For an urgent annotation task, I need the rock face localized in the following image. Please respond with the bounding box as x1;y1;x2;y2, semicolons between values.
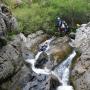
0;36;23;82
0;4;18;48
0;4;18;36
71;22;90;90
73;22;90;53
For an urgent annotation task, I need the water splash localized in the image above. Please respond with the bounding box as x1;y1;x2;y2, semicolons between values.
54;50;76;90
53;50;76;85
25;37;54;75
26;51;42;66
57;86;74;90
25;51;50;75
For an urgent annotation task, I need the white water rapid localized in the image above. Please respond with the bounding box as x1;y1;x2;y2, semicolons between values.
25;37;76;90
54;50;76;90
25;37;54;75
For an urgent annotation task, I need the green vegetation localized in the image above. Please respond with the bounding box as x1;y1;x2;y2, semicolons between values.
2;0;90;35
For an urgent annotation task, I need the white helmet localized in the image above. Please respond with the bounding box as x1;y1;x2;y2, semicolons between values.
57;17;60;20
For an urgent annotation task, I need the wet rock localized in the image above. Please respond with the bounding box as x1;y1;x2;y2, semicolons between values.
35;52;48;68
26;73;50;90
22;71;60;90
69;32;76;39
47;36;72;64
0;65;59;90
71;22;90;90
50;77;60;90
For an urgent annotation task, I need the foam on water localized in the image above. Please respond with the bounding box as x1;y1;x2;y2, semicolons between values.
57;86;74;90
26;51;51;75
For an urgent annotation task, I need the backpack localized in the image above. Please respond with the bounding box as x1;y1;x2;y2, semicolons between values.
56;19;62;27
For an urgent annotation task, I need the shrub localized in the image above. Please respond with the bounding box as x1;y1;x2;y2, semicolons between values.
2;0;90;35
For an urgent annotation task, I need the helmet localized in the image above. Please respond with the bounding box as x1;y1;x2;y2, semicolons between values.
57;17;60;20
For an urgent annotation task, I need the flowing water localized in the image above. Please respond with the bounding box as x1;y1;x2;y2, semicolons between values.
53;50;76;90
25;37;54;75
25;37;76;90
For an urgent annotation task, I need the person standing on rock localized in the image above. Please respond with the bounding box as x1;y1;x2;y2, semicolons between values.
56;17;68;35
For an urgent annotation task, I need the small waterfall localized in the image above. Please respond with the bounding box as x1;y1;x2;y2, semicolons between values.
26;51;43;66
25;37;54;75
54;50;76;90
25;37;76;90
26;51;51;75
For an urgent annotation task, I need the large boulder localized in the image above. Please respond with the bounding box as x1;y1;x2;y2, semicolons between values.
71;22;90;90
73;22;90;53
0;43;23;82
47;36;72;65
35;52;48;68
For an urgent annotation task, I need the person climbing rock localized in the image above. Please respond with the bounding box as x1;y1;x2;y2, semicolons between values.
56;17;68;35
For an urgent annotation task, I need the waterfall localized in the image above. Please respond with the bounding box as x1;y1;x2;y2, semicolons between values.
25;37;76;90
25;37;54;75
26;51;51;75
54;50;76;90
52;50;76;84
26;51;43;66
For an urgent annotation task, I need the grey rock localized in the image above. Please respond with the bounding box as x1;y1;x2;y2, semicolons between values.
71;22;90;90
35;52;48;69
0;4;18;49
0;43;23;82
9;16;18;31
0;15;6;37
0;4;18;35
69;32;76;39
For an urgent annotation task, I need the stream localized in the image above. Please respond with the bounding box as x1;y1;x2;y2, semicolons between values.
25;37;76;90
